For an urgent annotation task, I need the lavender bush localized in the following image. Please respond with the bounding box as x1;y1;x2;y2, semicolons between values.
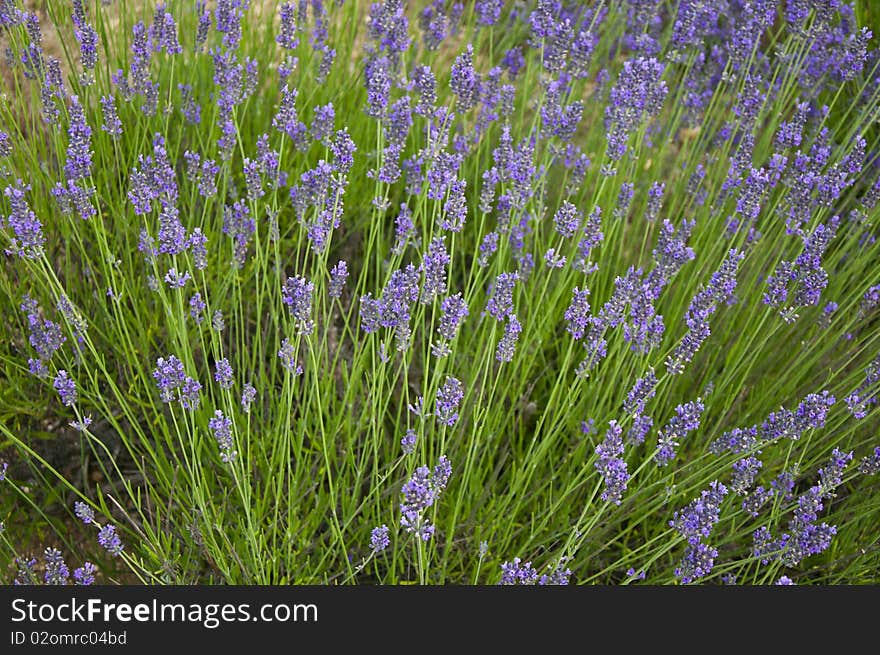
1;0;879;585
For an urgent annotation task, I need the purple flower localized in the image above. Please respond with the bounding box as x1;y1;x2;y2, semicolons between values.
241;383;257;413
189;293;206;324
3;182;45;259
553;201;581;238
451;45;480;111
644;219;695;297
475;0;502;26
368;0;410;66
595;421;629;505
64;95;92;182
670;480;728;545
209;410;236;463
100;96;122;137
370;525;390;553
845;352;879;419
278;338;302;375
43;548;69;585
764;219;838;318
73;562;97;585
72;2;98;77
365;55;391;117
14;557;38;585
0;132;11;158
477;231;499;267
164;268;191;288
222;201;255;268
329;261;348;299
731;456;763;496
282;276;315;334
151;6;182;55
859;447;880;475
499;558;538;585
277;2;299;50
74;501;95;525
674;542;718;584
573;207;603;274
655;399;704;466
53;370;77;407
399;455;452;541
243;158;263;200
605;57;667;161
20;12;44;81
311;103;335;143
667;249;743;374
21;296;65;370
401;429;417;455
420;237;450;303
330;129;356;174
437;293;468;341
413;65;436;116
273;85;307;146
627;414;653;446
564;287;592;340
441;179;468;232
742;486;772;518
499;558;572;585
97;525;124;556
180;377;202;411
486;272;518;320
152;355;186;402
362;264;420;350
214;358;234;390
436;376;464;426
817;448;853;498
496;314;522;363
624;370;657;416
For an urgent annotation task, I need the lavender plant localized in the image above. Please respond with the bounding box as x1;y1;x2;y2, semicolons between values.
1;0;879;586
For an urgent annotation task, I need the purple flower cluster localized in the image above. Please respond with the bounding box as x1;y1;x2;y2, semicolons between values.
20;295;65;377
214;358;234;390
433;293;469;357
671;481;728;545
278;338;302;375
671;481;728;583
53;370;77;407
282;276;315;334
667;249;743;375
752;446;853;568
209;410;236;463
486;272;518;320
499;557;572;585
420;237;450;303
400;429;417;455
329;261;348;299
222;201;256;268
845;352;879;419
435;376;464;427
711;390;835;456
152;355;201;410
370;524;390;553
360;264;420;350
3;182;45;259
97;525;124;557
764;219;838;320
654;399;704;466
595;421;628;505
399;455;452;541
605;57;667;161
859;447;880;475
